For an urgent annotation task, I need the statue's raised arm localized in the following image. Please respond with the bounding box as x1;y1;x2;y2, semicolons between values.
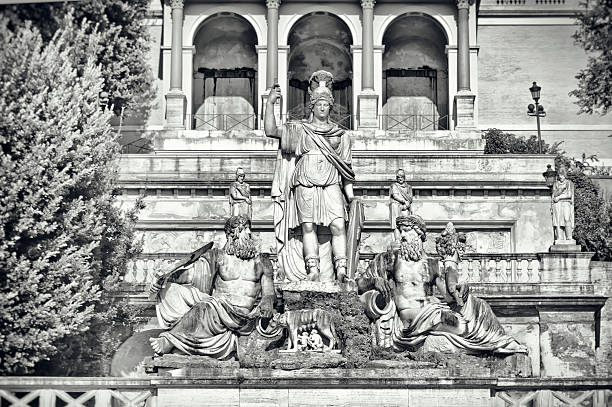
264;85;282;139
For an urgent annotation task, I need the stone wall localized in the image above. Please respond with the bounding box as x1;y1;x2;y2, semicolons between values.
477;23;612;160
592;261;612;376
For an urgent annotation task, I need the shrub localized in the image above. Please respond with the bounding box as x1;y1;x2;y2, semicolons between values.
482;128;562;154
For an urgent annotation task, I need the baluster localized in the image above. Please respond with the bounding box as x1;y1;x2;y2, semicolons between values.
140;259;149;284
480;258;487;282
467;259;474;282
129;260;138;283
473;258;481;282
271;257;279;280
495;258;502;282
515;258;523;282
527;258;534;282
505;259;512;282
124;260;133;283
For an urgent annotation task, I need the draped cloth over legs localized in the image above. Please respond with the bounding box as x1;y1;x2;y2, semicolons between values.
389;289;527;354
158;295;257;360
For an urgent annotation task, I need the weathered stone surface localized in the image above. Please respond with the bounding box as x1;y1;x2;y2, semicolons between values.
538;252;594;282
144;354;240;373
591;261;612;376
499;316;541;376
539;311;596;377
408;350;532;378
280;284;372;368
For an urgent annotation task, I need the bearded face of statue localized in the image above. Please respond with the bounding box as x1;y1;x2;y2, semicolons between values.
224;218;258;260
398;225;424;262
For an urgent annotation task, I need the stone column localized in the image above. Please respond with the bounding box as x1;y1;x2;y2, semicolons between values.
457;0;470;92
266;0;280;90
361;0;375;92
357;0;379;130
262;0;282;125
165;0;186;129
454;0;476;130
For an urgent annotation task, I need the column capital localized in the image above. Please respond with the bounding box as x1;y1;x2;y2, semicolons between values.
266;0;281;9
361;0;375;9
167;0;184;9
456;0;473;9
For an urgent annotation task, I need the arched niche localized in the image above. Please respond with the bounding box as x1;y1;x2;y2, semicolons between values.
192;13;258;131
287;12;353;129
382;13;449;131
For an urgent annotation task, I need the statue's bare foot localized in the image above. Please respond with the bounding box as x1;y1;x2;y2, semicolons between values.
149;336;173;355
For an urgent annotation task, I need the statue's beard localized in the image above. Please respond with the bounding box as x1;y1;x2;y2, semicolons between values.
225;232;258;260
399;238;423;262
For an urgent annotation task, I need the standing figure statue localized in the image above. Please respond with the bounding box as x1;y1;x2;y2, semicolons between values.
265;70;356;282
229;167;252;220
389;169;413;240
551;166;574;242
148;215;275;359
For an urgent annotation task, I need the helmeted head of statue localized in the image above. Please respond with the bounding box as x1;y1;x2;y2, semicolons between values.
308;70;335;112
236;167;246;182
557;165;568;181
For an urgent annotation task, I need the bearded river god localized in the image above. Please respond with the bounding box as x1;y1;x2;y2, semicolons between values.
148;215;275;359
357;215;528;354
265;70;356;283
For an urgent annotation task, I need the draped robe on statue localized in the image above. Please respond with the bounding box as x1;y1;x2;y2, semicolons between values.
363;252;527;354
155;250;266;360
389;183;413;230
230;181;252;219
271;121;355;281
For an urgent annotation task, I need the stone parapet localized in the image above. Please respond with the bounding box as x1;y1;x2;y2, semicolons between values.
2;376;610;407
538;252;594;283
119;152;554;184
153;129;486;151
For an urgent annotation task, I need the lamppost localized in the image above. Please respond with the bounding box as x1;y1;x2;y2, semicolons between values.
542;164;557;188
527;82;546;154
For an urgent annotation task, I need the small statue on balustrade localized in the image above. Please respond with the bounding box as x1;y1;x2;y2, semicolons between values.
551;166;574;242
229;167;252;219
389;169;413;241
430;222;468;307
148;215;275;359
357;215;527;354
265;70;362;283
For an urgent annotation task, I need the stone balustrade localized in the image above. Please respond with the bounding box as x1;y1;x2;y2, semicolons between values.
1;376;610;407
125;252;540;285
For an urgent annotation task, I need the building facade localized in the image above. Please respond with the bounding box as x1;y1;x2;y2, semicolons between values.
141;0;612;161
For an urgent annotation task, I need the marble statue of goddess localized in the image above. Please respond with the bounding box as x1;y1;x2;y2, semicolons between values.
265;71;356;282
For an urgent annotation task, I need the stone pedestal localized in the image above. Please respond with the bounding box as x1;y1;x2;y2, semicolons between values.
538;251;593;283
279;281;371;368
550;239;581;253
539;311;597;377
454;90;476;130
165;91;186;129
357;92;379;129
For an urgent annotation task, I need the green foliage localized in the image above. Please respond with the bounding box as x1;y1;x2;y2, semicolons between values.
482;128;562;154
555;157;612;261
569;0;612;115
484;129;611;260
0;17;141;375
2;0;155;118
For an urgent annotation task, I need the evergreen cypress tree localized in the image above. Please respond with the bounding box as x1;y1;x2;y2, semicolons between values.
0;16;140;374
